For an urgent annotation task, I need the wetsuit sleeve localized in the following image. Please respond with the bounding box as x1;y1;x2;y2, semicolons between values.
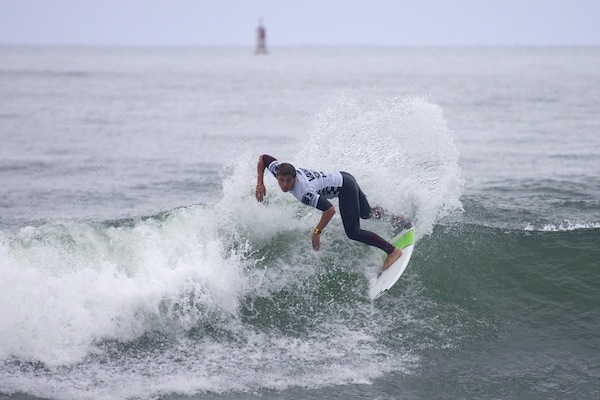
263;154;276;166
262;154;278;177
316;196;333;212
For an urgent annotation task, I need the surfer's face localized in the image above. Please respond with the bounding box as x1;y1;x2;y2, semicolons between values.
277;174;295;192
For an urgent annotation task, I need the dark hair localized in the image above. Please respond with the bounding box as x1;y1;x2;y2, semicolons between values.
276;162;296;178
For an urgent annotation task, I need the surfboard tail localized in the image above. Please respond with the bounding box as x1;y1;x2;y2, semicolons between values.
370;288;388;300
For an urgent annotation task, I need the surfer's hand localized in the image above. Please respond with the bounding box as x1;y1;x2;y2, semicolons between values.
311;233;321;251
255;183;266;202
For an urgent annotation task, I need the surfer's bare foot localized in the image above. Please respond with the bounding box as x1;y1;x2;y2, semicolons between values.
382;248;403;271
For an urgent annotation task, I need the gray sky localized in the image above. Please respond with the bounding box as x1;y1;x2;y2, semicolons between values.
1;0;599;46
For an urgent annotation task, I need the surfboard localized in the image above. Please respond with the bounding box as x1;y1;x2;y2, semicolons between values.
369;227;415;300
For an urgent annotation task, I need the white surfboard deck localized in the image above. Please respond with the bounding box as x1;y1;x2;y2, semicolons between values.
369;227;415;300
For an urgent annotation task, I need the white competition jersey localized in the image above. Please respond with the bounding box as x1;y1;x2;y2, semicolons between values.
267;160;343;209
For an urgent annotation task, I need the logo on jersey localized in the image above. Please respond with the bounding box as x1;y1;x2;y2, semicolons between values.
300;168;327;182
302;192;314;205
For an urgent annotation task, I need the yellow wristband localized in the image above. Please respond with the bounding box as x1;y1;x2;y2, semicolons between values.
313;227;321;235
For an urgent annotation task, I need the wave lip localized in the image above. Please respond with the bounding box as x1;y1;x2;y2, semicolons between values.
298;93;464;238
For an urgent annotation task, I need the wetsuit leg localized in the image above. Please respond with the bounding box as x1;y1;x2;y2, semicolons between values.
358;186;372;219
338;172;395;254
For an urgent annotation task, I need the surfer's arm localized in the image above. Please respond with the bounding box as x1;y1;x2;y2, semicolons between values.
256;154;276;202
312;204;335;251
315;205;335;232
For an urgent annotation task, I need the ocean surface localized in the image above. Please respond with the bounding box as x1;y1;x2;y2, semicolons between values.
0;46;599;400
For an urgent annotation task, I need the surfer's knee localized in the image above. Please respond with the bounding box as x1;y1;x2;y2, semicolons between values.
345;227;362;241
343;222;364;242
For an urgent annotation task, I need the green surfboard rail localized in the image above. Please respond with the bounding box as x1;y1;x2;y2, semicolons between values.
393;228;415;249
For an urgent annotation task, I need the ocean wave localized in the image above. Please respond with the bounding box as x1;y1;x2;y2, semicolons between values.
2;205;598;399
0;204;445;398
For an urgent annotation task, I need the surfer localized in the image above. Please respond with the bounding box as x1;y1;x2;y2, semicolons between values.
255;154;405;271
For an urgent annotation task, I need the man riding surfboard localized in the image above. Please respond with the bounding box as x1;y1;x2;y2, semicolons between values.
255;154;407;271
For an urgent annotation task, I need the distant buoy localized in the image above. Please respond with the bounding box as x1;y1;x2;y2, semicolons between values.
255;18;268;55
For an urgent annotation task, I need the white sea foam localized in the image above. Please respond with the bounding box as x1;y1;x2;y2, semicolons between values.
0;207;247;367
296;93;464;239
524;220;600;232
